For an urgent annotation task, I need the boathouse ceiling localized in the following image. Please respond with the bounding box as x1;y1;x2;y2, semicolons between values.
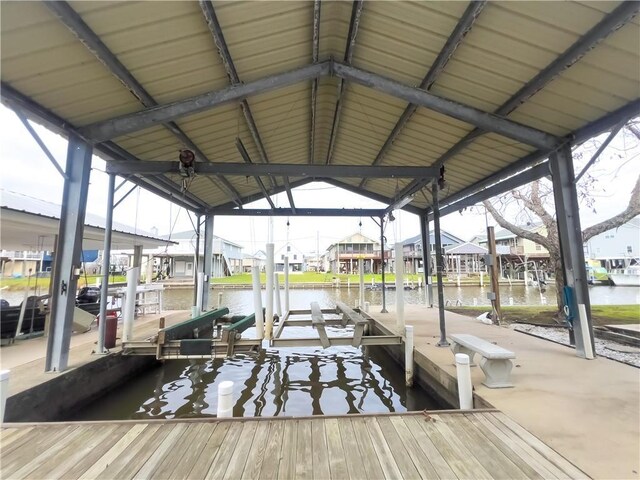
1;1;639;216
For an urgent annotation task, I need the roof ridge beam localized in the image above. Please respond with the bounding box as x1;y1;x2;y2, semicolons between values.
44;1;243;206
360;0;486;187
106;161;438;179
401;1;639;199
80;61;331;142
199;0;278;190
332;62;560;149
325;0;364;165
211;208;386;217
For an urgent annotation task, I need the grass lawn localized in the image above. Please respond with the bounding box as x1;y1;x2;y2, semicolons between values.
211;272;426;284
446;305;640;326
0;275;128;291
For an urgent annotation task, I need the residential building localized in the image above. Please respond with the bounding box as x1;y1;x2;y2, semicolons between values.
326;233;388;274
275;243;305;273
400;231;465;274
584;216;639;269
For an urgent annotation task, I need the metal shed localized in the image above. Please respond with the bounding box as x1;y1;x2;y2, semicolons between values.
1;0;638;370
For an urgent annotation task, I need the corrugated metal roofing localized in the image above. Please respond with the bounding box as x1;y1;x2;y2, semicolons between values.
1;1;638;213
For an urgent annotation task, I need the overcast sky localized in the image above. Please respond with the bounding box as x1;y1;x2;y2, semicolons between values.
1;104;638;254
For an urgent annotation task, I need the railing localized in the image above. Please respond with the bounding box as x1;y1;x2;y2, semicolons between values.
1;251;43;260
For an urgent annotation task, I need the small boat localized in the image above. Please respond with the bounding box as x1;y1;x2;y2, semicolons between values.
0;296;48;339
608;265;640;287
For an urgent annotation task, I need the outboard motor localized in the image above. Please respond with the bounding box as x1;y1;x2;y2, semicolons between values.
77;286;100;304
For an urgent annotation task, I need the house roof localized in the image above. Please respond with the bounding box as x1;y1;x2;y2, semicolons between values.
402;230;465;246
445;242;488;255
331;232;379;246
1;2;637;216
164;230;243;248
474;223;544;242
0;189;174;250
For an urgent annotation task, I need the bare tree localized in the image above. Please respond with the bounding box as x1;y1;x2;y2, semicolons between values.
483;122;640;313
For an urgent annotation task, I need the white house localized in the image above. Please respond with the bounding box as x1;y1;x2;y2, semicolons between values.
275;243;305;273
584;217;640;269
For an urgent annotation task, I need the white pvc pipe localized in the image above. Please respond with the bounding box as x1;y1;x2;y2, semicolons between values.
195;272;203;316
578;304;595;360
123;266;139;342
395;243;405;331
480;271;484;287
252;262;264;340
146;255;153;284
218;291;223;309
217;380;234;418
405;326;414;387
364;302;370;313
455;353;473;410
284;257;290;314
358;258;365;309
265;243;274;340
274;272;282;318
0;370;9;422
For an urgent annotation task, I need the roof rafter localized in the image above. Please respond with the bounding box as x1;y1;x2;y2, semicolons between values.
360;0;486;188
199;0;278;191
325;0;364;165
401;1;640;199
309;0;321;165
44;0;243;207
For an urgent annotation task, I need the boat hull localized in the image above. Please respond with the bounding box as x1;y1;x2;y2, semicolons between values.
608;273;640;287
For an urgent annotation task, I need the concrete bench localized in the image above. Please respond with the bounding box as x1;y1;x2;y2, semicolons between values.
450;334;515;388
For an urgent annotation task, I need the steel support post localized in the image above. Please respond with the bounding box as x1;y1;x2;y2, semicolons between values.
201;214;214;312
45;135;93;372
420;212;433;307
97;173;115;354
193;214;201;306
432;182;449;347
380;216;387;313
550;145;595;358
132;245;143;270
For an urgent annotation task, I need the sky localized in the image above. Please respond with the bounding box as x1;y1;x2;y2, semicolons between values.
1;104;638;255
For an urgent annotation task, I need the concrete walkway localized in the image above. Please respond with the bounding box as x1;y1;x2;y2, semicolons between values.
368;305;640;480
0;311;189;397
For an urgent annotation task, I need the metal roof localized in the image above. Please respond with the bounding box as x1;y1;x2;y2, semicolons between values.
1;1;638;216
0;190;175;250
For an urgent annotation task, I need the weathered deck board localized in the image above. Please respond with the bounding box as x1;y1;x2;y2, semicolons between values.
0;412;587;480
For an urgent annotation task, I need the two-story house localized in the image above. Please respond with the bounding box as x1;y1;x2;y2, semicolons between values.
584;217;639;269
326;233;388;274
275;243;305;273
399;231;465;274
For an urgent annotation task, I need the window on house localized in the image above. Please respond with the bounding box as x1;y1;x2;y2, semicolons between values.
281;255;284;260
627;246;633;254
287;246;291;252
535;244;541;250
294;254;297;260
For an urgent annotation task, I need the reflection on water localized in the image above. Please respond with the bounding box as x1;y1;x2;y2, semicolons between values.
161;284;640;313
72;338;439;420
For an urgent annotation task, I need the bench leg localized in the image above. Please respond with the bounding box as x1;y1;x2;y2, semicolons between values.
451;342;477;366
479;358;514;388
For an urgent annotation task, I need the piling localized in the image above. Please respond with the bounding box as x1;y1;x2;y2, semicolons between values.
123;266;139;342
405;326;414;387
217;381;234;418
455;353;473;409
265;243;274;339
578;304;595;360
395;243;405;331
274;273;282;317
284;257;290;314
364;301;370;313
252;263;264;339
194;272;203;316
359;258;365;309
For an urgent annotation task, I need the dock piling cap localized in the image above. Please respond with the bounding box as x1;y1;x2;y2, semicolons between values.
0;370;9;382
218;381;234;395
455;354;470;365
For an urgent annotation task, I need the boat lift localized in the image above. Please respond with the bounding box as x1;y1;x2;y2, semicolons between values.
122;301;402;360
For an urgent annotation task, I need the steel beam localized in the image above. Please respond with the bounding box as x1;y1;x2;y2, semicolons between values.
436;162;551;219
14;109;67;179
283;176;296;213
97;173;115;354
309;0;321;164
210;208;386;217
432;182;448;347
325;0;364;165
551;145;595;357
213;178;315;211
360;0;486;187
201;214;214;311
45;0;243;206
322;178;423;216
45;135;93;372
200;0;277;189
575;120;626;183
106;161;438;179
235;138;276;209
81;61;331;142
333;62;559;150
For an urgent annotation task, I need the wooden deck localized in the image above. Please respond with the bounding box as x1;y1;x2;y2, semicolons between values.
0;411;586;479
